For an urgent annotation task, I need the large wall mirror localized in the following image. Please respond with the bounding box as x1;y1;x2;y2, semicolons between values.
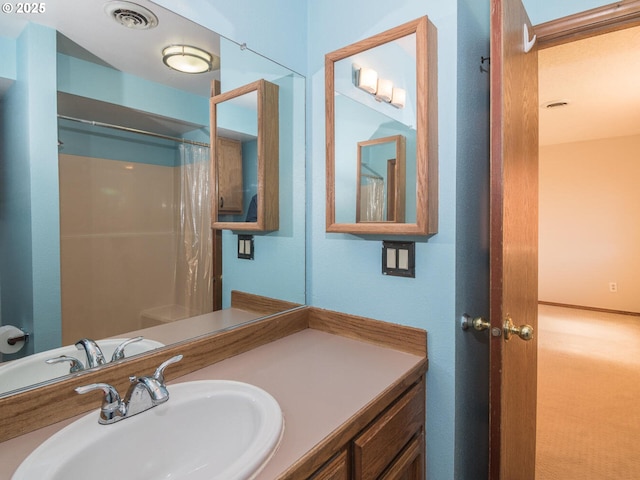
325;16;438;235
0;0;305;398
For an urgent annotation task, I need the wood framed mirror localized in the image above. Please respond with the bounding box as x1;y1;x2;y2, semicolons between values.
211;78;279;231
325;16;438;235
356;135;406;223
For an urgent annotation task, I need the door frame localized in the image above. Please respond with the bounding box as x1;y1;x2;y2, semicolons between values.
489;2;640;478
535;0;640;50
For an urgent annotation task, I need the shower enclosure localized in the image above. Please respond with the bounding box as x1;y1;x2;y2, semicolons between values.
58;117;213;344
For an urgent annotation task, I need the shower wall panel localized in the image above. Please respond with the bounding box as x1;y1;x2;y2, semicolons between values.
59;154;177;343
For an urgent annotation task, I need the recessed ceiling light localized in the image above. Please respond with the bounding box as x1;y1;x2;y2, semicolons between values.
162;45;218;74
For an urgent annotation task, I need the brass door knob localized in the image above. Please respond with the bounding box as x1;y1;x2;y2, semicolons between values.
503;316;534;341
471;317;490;332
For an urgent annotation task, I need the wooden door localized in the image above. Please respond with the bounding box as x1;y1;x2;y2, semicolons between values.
489;0;539;478
216;137;244;214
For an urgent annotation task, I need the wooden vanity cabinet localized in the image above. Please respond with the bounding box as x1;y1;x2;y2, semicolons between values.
310;377;426;480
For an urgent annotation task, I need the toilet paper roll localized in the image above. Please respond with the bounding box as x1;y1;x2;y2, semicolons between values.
0;325;27;354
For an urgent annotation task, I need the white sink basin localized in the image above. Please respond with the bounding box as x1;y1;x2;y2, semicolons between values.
0;338;164;395
13;380;284;480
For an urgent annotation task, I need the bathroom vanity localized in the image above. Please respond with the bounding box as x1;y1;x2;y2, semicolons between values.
0;307;427;479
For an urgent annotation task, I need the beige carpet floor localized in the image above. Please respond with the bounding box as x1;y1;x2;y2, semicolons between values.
536;305;640;479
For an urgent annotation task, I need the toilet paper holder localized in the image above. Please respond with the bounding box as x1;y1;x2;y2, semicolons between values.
7;330;30;346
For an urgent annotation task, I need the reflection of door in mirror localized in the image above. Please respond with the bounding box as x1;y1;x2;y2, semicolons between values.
356;135;406;223
211;79;279;231
216;137;243;214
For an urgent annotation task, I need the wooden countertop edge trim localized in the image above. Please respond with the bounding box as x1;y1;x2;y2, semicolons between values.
307;307;428;357
275;360;428;479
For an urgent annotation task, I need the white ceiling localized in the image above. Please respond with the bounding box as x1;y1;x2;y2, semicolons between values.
539;25;640;146
0;0;220;97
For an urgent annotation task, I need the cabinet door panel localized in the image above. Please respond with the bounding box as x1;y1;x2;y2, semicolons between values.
353;381;425;479
217;137;243;214
380;432;425;480
311;450;349;480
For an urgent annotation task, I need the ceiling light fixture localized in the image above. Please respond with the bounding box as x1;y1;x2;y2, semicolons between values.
162;45;217;74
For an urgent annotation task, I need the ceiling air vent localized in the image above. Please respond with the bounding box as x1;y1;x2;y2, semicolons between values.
543;100;569;109
104;2;159;30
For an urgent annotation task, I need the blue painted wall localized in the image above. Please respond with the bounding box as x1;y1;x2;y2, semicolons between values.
454;0;491;478
57;54;210;128
58;120;179;166
0;23;61;357
0;36;16;80
307;2;459;478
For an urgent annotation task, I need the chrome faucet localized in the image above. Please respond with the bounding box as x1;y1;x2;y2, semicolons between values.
75;338;107;368
74;336;145;369
75;354;183;424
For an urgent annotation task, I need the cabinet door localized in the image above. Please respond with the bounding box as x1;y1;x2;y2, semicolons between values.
216;137;243;214
380;432;425;480
353;382;424;479
311;450;350;480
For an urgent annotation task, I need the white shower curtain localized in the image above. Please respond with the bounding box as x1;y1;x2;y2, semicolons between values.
176;144;213;315
360;176;385;222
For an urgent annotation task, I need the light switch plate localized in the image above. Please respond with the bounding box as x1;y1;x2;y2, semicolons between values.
238;235;254;260
382;241;415;277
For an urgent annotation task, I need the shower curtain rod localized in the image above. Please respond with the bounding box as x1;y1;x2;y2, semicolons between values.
361;164;384;180
361;172;384;180
58;114;210;148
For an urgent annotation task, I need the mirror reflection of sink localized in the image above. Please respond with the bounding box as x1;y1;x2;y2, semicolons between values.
0;338;164;395
13;380;284;480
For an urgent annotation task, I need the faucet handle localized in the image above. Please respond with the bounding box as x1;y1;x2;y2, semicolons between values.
153;354;183;385
75;383;127;424
110;336;144;362
45;355;86;373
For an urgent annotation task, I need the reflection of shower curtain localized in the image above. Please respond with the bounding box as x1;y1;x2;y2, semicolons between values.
360;176;385;222
177;144;213;315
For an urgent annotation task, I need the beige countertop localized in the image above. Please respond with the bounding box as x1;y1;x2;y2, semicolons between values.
123;307;263;345
0;328;424;479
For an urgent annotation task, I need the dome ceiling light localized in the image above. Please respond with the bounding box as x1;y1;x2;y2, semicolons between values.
162;45;218;74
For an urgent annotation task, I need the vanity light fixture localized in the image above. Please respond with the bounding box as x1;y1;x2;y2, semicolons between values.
356;67;378;94
162;45;217;74
390;87;406;109
355;65;404;109
375;78;393;103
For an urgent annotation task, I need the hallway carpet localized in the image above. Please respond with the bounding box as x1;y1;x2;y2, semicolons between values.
536;305;640;479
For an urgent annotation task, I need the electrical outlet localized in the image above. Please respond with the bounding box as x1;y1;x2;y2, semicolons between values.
609;282;618;293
